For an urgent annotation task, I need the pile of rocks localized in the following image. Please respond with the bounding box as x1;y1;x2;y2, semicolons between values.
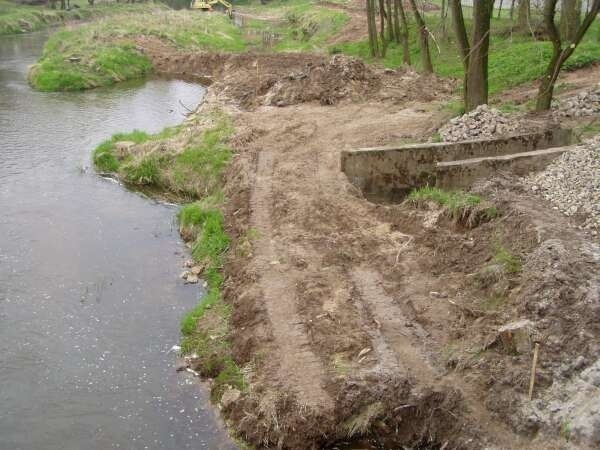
553;86;600;118
438;104;521;142
523;136;599;232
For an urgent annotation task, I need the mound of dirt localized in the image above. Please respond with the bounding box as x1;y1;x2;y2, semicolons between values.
262;55;380;106
136;37;452;110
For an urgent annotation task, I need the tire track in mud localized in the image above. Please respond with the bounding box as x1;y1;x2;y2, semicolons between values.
351;267;436;381
250;142;333;410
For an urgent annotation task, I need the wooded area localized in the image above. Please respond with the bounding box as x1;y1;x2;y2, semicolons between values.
365;0;599;111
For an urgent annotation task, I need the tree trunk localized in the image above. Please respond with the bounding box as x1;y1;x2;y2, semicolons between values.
510;0;516;19
408;0;433;73
466;0;494;111
393;0;401;44
378;0;388;56
441;0;447;38
560;0;582;42
385;0;395;42
517;0;530;29
536;0;600;110
397;0;411;64
366;0;380;57
498;0;504;18
449;0;470;107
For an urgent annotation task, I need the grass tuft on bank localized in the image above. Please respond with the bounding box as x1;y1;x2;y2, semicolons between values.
92;112;232;200
408;186;499;227
178;205;243;401
29;9;246;91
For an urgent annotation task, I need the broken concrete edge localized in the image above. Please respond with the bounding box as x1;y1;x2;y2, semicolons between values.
340;128;573;202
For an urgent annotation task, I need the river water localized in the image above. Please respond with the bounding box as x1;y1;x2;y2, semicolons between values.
0;32;235;450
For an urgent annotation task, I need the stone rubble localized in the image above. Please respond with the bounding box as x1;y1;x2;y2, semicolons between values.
552;85;600;118
438;104;522;142
523;136;599;231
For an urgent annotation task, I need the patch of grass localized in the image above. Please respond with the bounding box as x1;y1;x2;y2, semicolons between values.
178;204;243;401
408;186;499;227
121;154;163;185
92;114;232;200
29;33;153;91
0;1;161;36
409;186;480;211
93;140;120;173
29;9;246;91
272;4;348;52
493;243;521;274
440;99;466;119
170;124;232;197
92;129;158;173
335;10;600;95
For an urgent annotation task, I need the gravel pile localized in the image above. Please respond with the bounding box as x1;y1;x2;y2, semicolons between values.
523;136;599;232
553;86;600;118
439;104;521;142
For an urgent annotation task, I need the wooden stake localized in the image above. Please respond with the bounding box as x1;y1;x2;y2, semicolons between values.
528;343;540;401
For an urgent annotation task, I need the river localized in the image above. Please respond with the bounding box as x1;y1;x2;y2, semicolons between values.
0;31;235;450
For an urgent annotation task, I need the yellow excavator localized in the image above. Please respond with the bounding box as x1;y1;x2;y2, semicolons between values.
190;0;233;16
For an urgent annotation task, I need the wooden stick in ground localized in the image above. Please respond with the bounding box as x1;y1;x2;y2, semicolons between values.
528;343;540;401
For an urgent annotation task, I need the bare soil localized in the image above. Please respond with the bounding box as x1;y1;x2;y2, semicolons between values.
135;37;600;449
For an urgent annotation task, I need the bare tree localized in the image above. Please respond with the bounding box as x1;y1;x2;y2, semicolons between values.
536;0;599;110
408;0;433;73
449;0;495;111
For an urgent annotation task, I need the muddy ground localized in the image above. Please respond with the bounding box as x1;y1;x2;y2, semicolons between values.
133;37;600;449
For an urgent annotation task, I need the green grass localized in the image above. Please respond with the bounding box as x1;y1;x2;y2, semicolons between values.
92;113;232;199
408;185;481;209
408;186;499;226
0;0;161;35
236;0;348;52
179;205;244;401
493;243;521;274
92;128;168;173
29;9;246;91
30;35;153;91
334;11;600;96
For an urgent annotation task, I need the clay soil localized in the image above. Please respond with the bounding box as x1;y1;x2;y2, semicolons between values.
136;38;600;449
